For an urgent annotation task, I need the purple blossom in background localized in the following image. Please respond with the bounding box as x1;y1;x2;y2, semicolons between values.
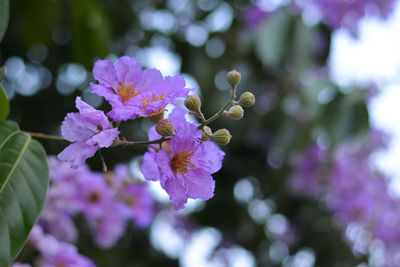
288;129;400;264
37;158;156;249
297;0;397;32
123;183;154;227
141;107;225;210
242;5;273;29
90;56;192;121
29;225;95;267
58;97;119;168
86;201;129;248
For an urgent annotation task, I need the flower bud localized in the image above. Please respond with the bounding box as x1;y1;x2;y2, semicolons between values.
239;91;255;107
210;128;232;145
227;70;241;88
149;110;164;123
227;105;244;120
184;95;201;114
201;126;212;141
156;119;175;137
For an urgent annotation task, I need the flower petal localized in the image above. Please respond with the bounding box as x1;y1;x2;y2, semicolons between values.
61;113;96;142
184;168;215;200
88;128;119;148
164;176;187;210
75;97;110;129
92;59;118;89
193;141;225;174
57;142;98;168
141;151;161;182
114;56;142;85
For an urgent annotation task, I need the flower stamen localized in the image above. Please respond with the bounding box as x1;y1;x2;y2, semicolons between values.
117;82;140;103
170;147;195;175
141;93;166;110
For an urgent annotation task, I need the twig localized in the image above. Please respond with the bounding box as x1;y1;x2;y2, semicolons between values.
25;132;66;141
198;86;237;129
112;136;170;147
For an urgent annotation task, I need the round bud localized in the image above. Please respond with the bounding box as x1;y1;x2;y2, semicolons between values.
149;111;164;123
156;119;175;137
227;70;241;88
227;105;244;120
239;91;255;107
184;95;201;114
211;128;232;145
201;126;212;141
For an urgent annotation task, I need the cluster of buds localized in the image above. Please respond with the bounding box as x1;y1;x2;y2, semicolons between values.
183;69;255;146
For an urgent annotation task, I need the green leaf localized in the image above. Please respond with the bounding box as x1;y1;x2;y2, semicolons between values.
0;0;9;43
0;121;49;266
0;85;9;120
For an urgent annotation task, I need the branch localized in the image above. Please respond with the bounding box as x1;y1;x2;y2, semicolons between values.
198;86;237;129
25;132;66;141
112;136;170;147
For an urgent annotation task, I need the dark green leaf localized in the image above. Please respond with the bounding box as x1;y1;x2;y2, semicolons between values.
0;121;49;266
0;85;9;120
0;0;9;43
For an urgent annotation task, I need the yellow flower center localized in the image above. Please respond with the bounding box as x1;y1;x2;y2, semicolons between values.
170;147;195;175
141;93;166;110
117;82;140;103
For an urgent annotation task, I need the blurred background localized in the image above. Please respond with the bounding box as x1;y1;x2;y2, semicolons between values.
2;0;400;266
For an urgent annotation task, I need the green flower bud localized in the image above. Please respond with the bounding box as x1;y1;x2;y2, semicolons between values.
227;105;244;120
210;128;232;145
156;119;175;137
149;110;164;123
239;91;255;107
201;126;212;141
184;95;201;114
227;70;241;88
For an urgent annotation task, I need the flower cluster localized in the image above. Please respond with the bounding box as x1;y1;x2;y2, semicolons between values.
13;225;95;267
40;157;154;248
288;129;400;265
243;0;397;32
57;56;254;209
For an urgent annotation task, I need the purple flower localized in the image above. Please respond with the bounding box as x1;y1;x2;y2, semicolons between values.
123;183;154;227
74;172;116;219
58;97;119;168
86;201;129;248
297;0;397;33
141;107;225;210
90;56;192;121
29;225;95;267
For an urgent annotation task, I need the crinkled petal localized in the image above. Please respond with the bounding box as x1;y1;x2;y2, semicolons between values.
164;177;187;210
58;142;98;168
169;125;201;154
90;83;123;106
168;106;189;129
107;106;140;121
114;56;142;85
141;68;164;93
184;168;215;200
154;150;174;187
193;141;225;174
61;113;96;142
93;59;118;89
164;74;191;99
75;97;110;129
141;152;161;181
88;128;119;148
